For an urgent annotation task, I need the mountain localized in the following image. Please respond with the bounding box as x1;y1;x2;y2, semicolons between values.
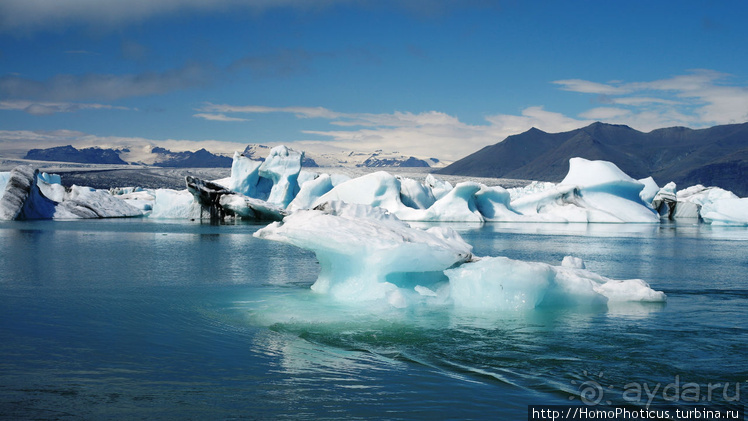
437;122;748;196
359;155;431;168
151;147;232;168
22;145;234;168
24;145;128;165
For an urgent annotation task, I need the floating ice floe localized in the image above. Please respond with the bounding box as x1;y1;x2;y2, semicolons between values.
253;205;667;309
254;207;473;307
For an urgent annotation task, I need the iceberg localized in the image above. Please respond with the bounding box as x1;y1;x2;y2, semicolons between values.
0;165;143;220
701;198;748;225
254;207;666;310
447;256;666;311
507;158;659;223
254;208;473;307
149;188;203;219
227;145;303;208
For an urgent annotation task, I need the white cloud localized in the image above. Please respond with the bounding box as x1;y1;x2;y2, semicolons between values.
193;113;248;122
578;107;631;120
552;79;632;95
0;100;130;115
198;103;343;119
563;70;748;130
195;103;593;160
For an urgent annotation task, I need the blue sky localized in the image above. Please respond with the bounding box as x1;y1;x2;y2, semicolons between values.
1;0;747;161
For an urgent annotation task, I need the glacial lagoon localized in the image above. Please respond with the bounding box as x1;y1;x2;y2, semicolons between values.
1;219;746;419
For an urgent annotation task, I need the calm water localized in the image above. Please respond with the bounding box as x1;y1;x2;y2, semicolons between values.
1;220;746;420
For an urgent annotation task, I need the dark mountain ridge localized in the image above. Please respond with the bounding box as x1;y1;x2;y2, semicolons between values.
437;122;748;196
25;145;128;165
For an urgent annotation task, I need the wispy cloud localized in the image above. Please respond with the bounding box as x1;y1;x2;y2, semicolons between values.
0;62;214;101
555;69;748;129
193;113;248;122
198;103;343;119
198;102;592;160
0;0;495;33
0;100;130;115
552;79;632;95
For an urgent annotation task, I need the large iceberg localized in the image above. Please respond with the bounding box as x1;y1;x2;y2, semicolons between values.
254;206;666;309
0;166;142;220
505;158;660;223
254;207;473;307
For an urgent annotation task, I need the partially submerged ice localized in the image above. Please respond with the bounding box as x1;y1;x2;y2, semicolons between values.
254;205;666;310
254;206;473;307
447;256;666;310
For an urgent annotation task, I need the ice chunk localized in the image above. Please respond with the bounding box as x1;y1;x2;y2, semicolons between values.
651;181;677;218
424;174;453;201
312;171;405;213
287;173;335;211
701;198;748;225
446;256;666;310
313;200;398;222
638;177;660;204
0;166;142;220
561;256;586;269
58;185;144;218
219;194;286;221
258;145;303;208
149;189;203;219
395;182;484;222
474;185;524;221
0;171;10;193
504;158;659;223
228;151;264;197
254;209;473;303
0;166;57;220
398;176;435;209
227;146;304;208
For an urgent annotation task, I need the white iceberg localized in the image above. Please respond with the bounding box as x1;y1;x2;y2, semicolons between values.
253;208;666;310
227;145;303;208
447;256;666;311
254;209;473;307
507;158;659;223
701;198;748;225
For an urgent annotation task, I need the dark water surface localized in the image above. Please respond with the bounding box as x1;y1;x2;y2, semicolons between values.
1;220;746;419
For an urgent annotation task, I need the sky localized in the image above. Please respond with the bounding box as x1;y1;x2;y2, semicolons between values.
1;0;748;161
